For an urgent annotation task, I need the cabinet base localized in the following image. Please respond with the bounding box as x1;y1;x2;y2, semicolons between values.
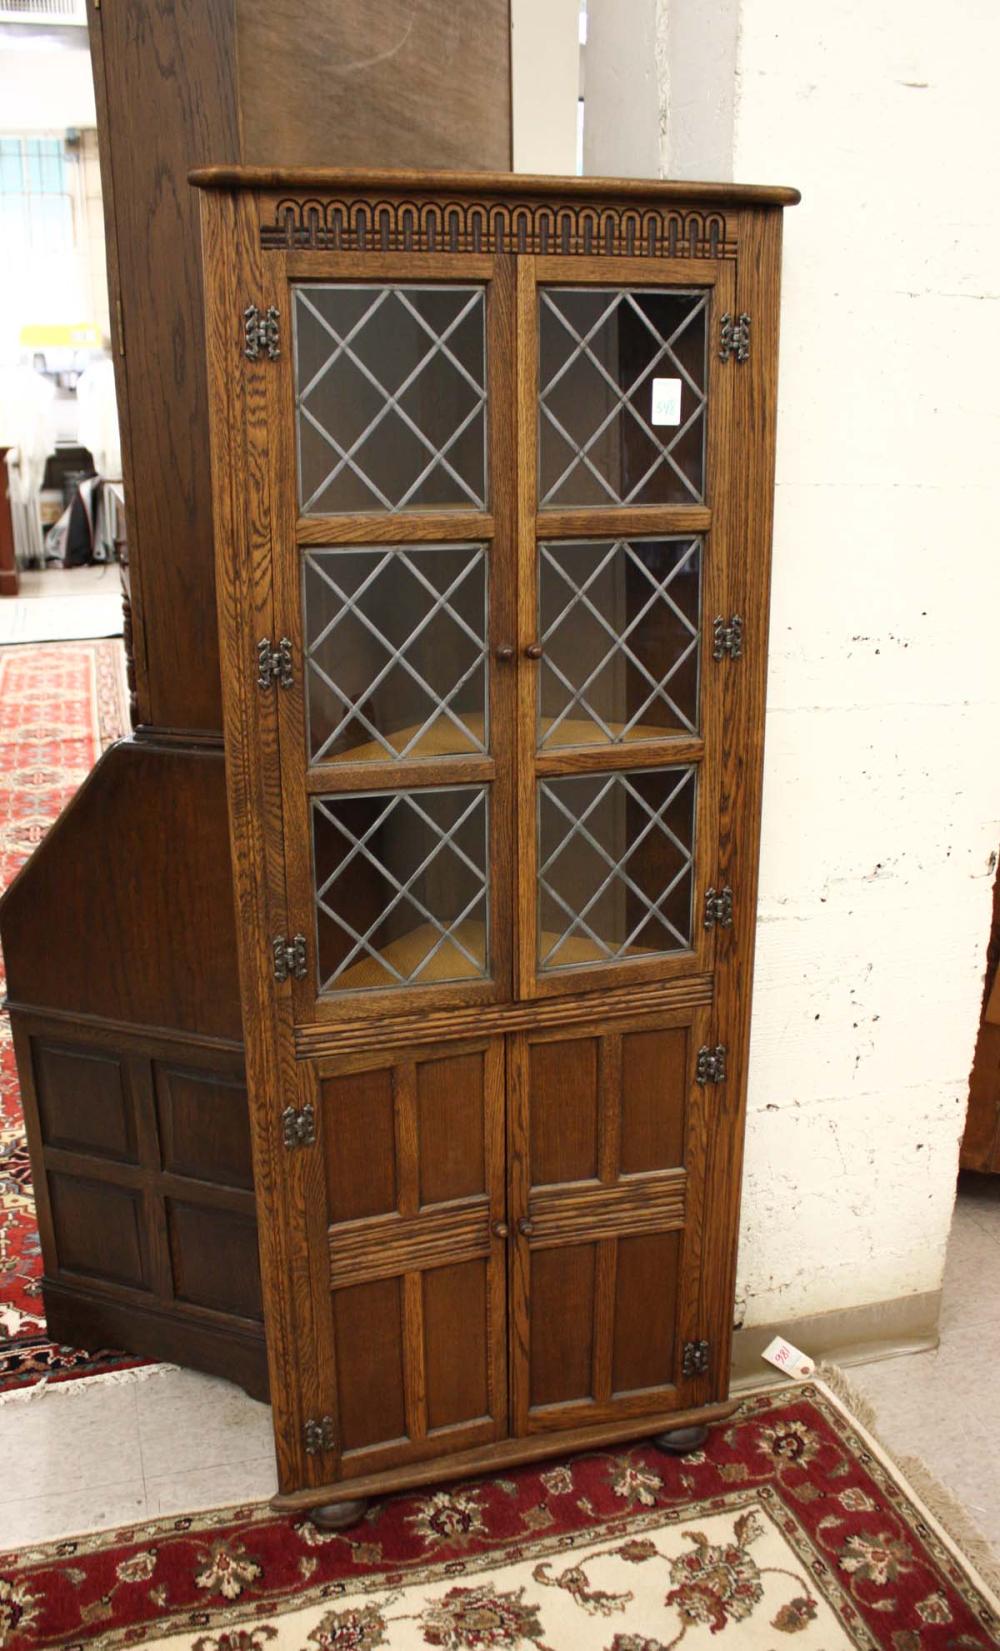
651;1423;710;1456
272;1398;737;1516
309;1498;370;1532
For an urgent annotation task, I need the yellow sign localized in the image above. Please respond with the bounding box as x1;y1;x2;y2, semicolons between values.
19;323;102;350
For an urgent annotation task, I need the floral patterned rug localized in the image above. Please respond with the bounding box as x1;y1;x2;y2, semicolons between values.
2;1383;997;1649
0;640;147;1394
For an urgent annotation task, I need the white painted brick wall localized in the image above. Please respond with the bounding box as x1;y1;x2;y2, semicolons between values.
730;0;1000;1324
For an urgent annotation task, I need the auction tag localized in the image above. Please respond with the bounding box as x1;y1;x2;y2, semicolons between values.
651;377;682;426
761;1335;815;1379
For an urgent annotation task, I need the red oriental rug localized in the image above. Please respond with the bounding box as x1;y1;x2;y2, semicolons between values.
0;640;148;1394
1;1383;997;1650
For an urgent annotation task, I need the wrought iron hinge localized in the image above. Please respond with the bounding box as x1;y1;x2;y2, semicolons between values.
712;615;744;661
243;303;280;360
257;636;293;690
704;885;734;930
272;933;307;983
696;1044;727;1085
682;1339;711;1379
303;1415;336;1456
282;1102;316;1150
719;312;751;362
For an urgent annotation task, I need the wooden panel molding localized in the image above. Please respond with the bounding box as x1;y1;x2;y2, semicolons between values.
329;1200;491;1289
529;1172;687;1246
260;195;738;259
302;974;714;1061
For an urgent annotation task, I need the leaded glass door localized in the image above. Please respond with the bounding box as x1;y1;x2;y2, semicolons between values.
514;256;735;1001
268;253;516;1025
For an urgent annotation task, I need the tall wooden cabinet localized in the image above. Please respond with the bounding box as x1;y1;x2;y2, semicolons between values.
194;166;798;1521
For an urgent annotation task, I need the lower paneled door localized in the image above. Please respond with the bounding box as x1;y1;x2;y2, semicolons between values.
312;1006;712;1483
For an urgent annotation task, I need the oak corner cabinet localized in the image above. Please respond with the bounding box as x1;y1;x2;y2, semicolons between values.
193;164;798;1522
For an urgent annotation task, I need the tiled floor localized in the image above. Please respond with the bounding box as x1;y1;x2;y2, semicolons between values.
0;1366;276;1547
2;1175;999;1552
850;1172;1000;1561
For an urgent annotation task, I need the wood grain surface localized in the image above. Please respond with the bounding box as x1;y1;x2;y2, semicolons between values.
194;170;795;1506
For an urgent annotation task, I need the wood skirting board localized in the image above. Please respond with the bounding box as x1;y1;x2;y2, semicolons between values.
730;1288;941;1390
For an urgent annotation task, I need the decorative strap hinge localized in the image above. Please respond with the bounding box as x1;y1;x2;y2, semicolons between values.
704;885;734;930
696;1044;727;1085
682;1339;711;1379
712;615;744;661
257;636;293;690
303;1415;336;1456
282;1102;316;1150
272;933;307;983
243;303;280;360
719;311;750;362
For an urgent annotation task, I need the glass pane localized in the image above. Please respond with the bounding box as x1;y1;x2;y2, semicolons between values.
538;536;701;749
313;786;490;993
304;543;488;764
538;287;707;507
294;284;488;514
538;767;695;973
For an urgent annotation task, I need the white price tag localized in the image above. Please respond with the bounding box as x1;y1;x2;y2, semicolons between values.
651;377;682;426
761;1335;815;1380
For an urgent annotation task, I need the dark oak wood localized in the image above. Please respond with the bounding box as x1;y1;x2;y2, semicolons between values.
237;1;511;173
307;1039;508;1481
88;0;239;734
0;1;517;1400
961;858;1000;1172
191;166;799;206
10;1011;267;1399
1;744;241;1038
195;168;795;1507
272;1397;738;1511
0;448;19;596
508;1009;710;1436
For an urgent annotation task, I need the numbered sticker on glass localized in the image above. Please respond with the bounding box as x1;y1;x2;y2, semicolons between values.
651;377;683;427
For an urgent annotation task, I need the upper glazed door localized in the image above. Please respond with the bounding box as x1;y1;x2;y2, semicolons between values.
515;255;736;1000
267;252;517;1026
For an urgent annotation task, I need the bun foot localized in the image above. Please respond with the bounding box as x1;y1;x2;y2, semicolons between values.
308;1497;370;1532
652;1423;710;1456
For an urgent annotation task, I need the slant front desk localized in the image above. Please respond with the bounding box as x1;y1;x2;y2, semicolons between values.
193;165;798;1526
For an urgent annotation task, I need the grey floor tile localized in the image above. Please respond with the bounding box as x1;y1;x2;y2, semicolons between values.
0;1380;142;1504
937;1210;1000;1331
134;1366;274;1480
144;1455;278;1518
852;1187;1000;1564
0;1479;147;1551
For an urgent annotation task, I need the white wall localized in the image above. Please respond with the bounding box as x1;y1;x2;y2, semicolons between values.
574;0;1000;1335
728;0;1000;1328
510;0;580;173
0;36;95;129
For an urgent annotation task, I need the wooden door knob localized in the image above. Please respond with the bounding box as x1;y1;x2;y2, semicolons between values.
492;1220;510;1239
494;645;514;663
518;1217;535;1236
524;643;544;660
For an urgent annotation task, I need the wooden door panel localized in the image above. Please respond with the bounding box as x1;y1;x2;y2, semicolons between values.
332;1277;407;1453
265;251;518;1031
514;255;735;1005
529;1035;599;1183
510;1008;712;1434
612;1230;681;1394
529;1244;595;1407
316;1037;508;1478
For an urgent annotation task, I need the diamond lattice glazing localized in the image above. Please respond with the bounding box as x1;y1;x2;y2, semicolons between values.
538;288;707;507
294;284;488;514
